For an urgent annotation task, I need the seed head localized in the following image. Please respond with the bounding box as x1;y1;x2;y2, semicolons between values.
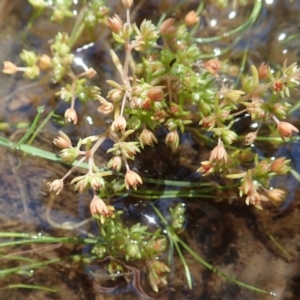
84;68;97;79
47;179;64;195
244;131;257;145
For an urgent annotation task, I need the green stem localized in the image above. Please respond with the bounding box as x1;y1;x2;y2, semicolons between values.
69;6;87;48
156;2;186;28
267;233;292;259
290;168;300;182
142;178;215;187
0;137;89;169
190;2;205;37
3;284;59;293
234;45;249;88
117;191;218;200
0;255;37;263
255;136;299;142
16;106;44;148
22;6;45;39
173;238;193;289
28;110;54;145
0;233;99;246
178;238;269;294
197;33;243;59
196;0;262;43
0;258;61;277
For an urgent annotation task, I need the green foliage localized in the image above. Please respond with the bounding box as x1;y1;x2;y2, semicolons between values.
2;0;300;296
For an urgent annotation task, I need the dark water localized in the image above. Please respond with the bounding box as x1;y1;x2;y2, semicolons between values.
1;0;300;299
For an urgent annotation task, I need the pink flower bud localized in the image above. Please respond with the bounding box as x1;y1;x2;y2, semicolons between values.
209;141;229;164
124;170;142;190
65;108;78;125
273;80;284;92
197;160;214;175
159;18;176;35
107;14;123;33
111;115;126;131
245;192;269;210
122;0;133;9
90;195;115;220
165;130;179;148
107;155;122;172
265;189;286;206
2;61;18;74
277;121;299;140
270;157;291;174
139;128;158;148
147;86;165;102
53;131;72;149
204;59;222;77
185;10;199;27
258;62;268;79
38;55;52;70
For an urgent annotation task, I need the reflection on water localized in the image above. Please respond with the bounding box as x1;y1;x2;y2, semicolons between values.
1;1;300;299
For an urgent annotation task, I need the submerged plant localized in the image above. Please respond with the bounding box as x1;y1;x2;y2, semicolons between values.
1;0;300;297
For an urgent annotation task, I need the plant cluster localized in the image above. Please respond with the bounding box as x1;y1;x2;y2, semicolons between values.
90;207;170;293
2;0;300;296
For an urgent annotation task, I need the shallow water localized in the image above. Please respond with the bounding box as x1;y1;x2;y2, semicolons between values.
1;0;300;299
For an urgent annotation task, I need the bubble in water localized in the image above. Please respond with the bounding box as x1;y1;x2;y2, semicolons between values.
269;291;277;297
